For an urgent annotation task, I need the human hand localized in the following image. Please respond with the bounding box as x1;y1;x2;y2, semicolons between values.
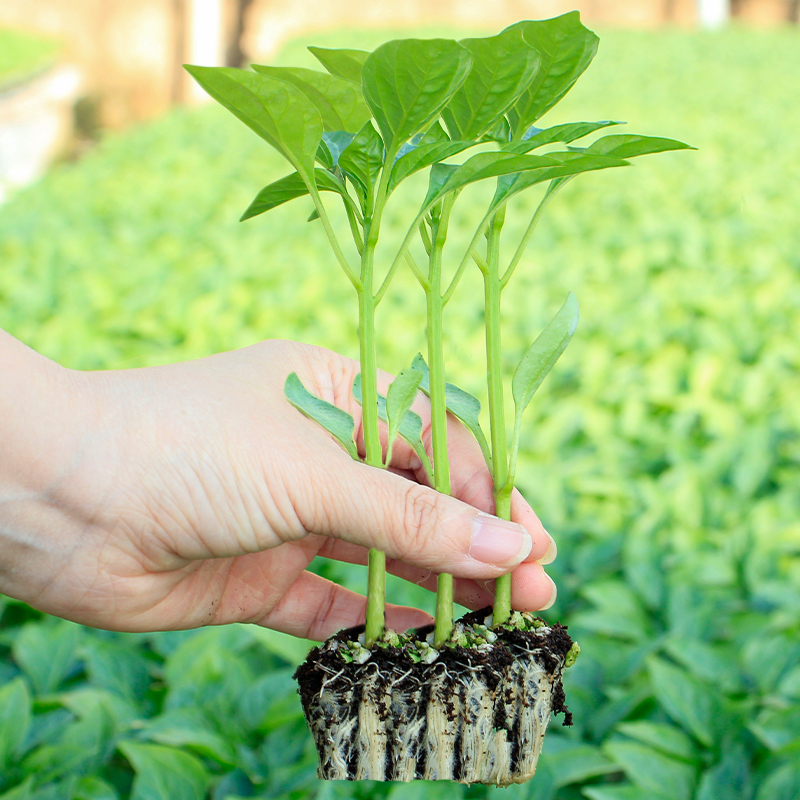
1;334;557;640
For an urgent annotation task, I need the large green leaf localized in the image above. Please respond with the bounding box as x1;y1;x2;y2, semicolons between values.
118;741;209;800
184;66;322;180
284;373;359;461
0;678;31;773
512;291;579;418
616;721;697;763
308;46;369;83
352;373;431;477
240;168;354;222
504;12;599;134
72;776;120;800
603;741;697;800
442;29;541;140
362;38;472;151
251;66;371;132
385;369;423;464
0;778;34;800
11;620;81;695
503;120;623;153
338;121;384;196
696;744;750;800
648;657;714;746
410;354;491;470
586;133;695;158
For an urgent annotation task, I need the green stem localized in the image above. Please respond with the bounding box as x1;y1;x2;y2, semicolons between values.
483;209;513;626
361;151;398;647
426;198;456;647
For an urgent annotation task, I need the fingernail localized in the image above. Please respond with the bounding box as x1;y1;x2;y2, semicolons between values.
470;513;532;567
536;532;558;565
540;573;557;610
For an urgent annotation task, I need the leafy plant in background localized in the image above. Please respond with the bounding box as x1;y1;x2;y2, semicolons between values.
186;11;690;784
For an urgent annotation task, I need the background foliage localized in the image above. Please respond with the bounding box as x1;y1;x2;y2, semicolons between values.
1;24;799;800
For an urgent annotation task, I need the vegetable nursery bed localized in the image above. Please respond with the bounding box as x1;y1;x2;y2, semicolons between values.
294;608;576;785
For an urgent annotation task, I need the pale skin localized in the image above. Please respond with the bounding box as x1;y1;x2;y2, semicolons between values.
0;329;557;641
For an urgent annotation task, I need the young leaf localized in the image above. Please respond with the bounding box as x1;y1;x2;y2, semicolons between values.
586;133;695;159
184;66;322;181
251;65;371;133
316;130;356;168
352;373;432;477
240;168;354;221
338;121;384;197
442;29;541;140
308;46;369;83
389;139;478;193
411;354;492;470
362;39;472;151
511;291;579;419
504;12;599;135
503;120;624;153
284;372;359;460
487;151;628;212
385;369;423;465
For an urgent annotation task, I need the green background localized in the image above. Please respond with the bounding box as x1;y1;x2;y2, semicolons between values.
1;24;799;800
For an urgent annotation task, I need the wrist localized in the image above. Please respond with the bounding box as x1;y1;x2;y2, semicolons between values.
0;330;92;602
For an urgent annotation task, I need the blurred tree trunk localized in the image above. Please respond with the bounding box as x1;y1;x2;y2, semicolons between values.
789;0;799;23
226;0;255;67
171;0;187;103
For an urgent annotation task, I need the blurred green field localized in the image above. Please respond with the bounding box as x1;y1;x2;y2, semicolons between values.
1;24;800;800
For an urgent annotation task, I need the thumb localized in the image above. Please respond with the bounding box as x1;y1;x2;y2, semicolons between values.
292;456;533;580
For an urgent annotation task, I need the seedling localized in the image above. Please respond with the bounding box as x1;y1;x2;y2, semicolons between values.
187;11;690;784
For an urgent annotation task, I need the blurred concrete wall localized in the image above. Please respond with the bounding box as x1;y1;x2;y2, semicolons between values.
0;0;796;127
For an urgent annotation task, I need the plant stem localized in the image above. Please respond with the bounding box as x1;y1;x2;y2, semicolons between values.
361;152;397;647
483;209;513;626
426;198;455;647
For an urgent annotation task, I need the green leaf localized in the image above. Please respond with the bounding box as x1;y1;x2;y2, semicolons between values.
487;151;628;212
362;38;472;151
616;721;697;762
389;139;478;194
584;786;672;800
503;120;624;153
118;741;210;800
755;763;800;800
0;778;34;800
0;677;31;773
749;707;800;750
11;620;81;695
284;372;359;460
648;657;714;746
410;354;491;470
338;121;384;196
586;133;695;158
385;368;423;465
138;708;238;766
72;776;119;800
512;291;578;417
184;66;322;180
696;744;750;800
603;741;696;800
352;373;431;477
317;130;356;168
542;742;617;787
81;638;151;703
251;66;371;133
504;12;599;134
308;46;369;83
239;168;354;222
442;30;541;140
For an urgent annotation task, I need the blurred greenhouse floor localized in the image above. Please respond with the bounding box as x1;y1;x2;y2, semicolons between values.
1;24;799;800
